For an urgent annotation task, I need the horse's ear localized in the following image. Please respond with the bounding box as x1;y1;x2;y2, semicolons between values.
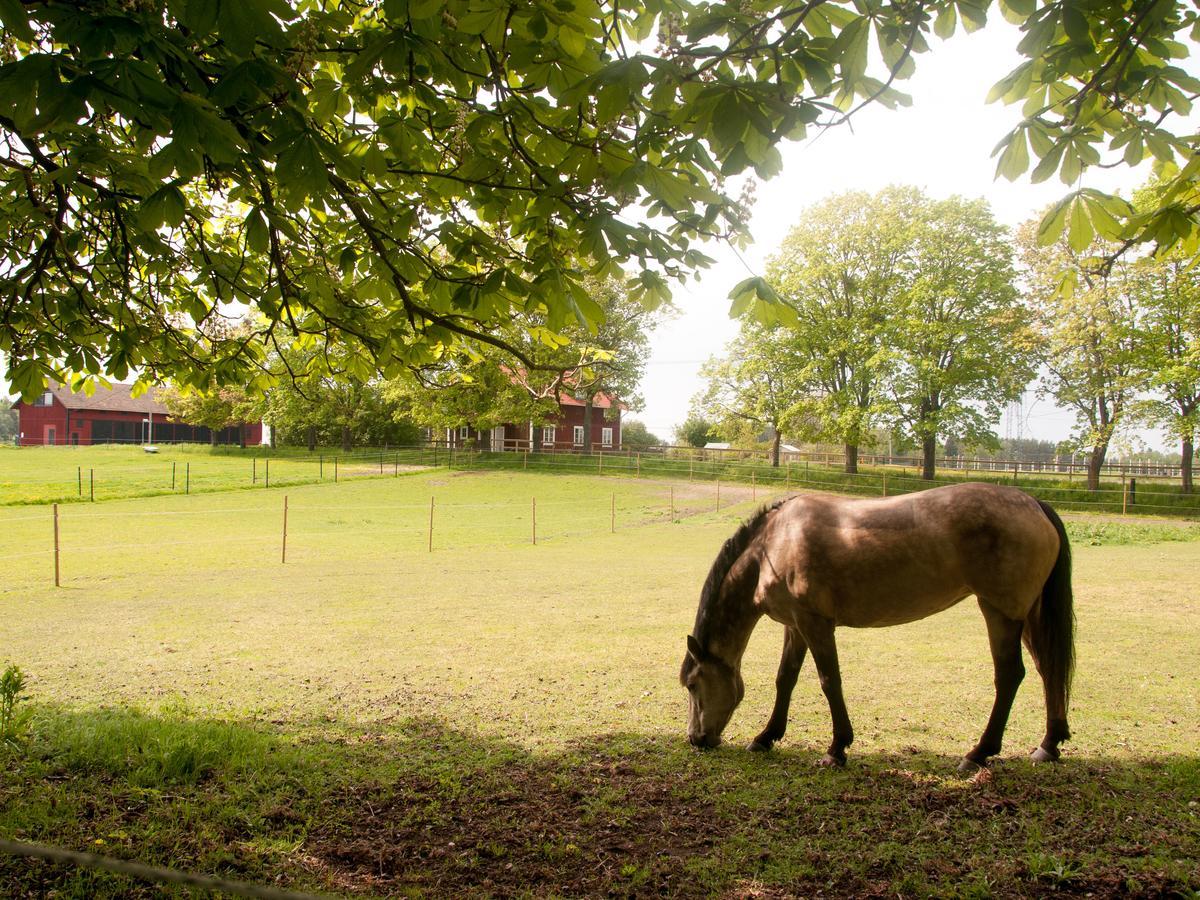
686;634;705;664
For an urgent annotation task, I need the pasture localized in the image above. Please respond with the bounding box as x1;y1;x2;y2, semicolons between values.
0;462;1197;897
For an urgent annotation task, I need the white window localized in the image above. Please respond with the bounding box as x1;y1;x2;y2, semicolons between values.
33;391;53;407
542;426;555;445
601;427;613;448
573;425;584;446
458;426;469;439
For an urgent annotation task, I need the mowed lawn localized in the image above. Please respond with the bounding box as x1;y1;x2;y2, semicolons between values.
0;469;1197;897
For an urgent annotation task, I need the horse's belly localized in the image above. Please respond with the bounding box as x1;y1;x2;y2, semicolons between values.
833;588;971;628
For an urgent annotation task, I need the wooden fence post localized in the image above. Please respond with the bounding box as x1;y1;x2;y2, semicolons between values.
751;471;756;502
184;463;189;495
334;457;339;482
90;468;95;501
428;496;435;552
670;486;675;522
281;495;288;564
171;462;176;491
265;458;270;488
53;503;60;587
636;453;641;477
320;455;324;479
882;474;888;497
1122;474;1127;514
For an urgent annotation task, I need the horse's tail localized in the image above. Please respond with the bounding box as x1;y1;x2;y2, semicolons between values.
1030;500;1075;713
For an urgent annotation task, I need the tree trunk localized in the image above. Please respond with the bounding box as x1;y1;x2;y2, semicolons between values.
1086;444;1108;492
844;443;858;474
922;435;936;480
771;429;781;467
341;425;353;452
530;420;541;452
1182;434;1194;495
306;425;316;452
583;397;594;454
239;424;246;449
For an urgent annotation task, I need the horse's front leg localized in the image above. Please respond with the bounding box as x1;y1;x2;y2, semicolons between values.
749;626;808;752
797;614;853;767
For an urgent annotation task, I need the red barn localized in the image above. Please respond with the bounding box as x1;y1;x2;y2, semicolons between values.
443;393;623;451
12;383;262;447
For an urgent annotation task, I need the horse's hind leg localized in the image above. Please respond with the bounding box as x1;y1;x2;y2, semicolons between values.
795;614;853;767
749;627;808;752
1023;610;1071;763
960;601;1025;774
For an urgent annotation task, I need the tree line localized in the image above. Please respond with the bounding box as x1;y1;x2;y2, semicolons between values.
691;185;1200;493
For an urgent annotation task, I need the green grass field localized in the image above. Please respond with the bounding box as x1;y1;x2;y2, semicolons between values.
0;464;1197;897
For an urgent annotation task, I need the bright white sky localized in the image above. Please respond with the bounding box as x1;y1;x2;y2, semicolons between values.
638;20;1158;450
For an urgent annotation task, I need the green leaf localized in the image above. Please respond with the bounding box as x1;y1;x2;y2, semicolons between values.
993;130;1029;181
0;0;35;42
933;5;957;39
245;208;270;253
1067;198;1093;252
1037;196;1073;245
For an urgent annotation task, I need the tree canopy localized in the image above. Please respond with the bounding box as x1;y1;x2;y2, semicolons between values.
1;0;1197;398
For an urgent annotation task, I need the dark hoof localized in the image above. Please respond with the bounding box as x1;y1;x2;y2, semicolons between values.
1030;746;1060;764
816;753;845;768
957;756;986;775
747;740;772;753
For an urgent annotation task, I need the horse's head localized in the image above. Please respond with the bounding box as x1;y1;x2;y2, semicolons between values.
680;634;744;749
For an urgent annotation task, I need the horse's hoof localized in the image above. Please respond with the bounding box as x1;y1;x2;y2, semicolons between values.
1030;746;1060;764
957;757;986;775
816;753;845;768
748;740;772;753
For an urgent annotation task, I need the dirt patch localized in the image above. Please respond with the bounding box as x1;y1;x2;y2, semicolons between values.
306;753;724;897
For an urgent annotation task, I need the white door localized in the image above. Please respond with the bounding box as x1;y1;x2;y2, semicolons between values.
491;426;505;452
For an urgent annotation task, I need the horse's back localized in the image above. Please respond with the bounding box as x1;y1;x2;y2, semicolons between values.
757;484;1060;627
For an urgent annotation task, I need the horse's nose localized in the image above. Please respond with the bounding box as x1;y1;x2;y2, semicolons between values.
689;733;720;750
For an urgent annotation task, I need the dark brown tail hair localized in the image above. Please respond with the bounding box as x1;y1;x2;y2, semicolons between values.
1031;500;1075;708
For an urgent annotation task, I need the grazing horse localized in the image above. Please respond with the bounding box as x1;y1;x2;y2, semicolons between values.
679;483;1074;772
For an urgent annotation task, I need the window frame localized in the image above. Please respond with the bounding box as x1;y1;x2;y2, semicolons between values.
601;427;613;448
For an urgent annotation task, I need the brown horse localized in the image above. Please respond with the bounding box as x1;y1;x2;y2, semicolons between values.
680;483;1074;772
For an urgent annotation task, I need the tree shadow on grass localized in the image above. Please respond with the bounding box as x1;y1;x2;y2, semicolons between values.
1;706;1197;898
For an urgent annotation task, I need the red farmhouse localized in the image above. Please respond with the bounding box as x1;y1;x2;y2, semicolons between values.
442;392;624;452
12;383;263;447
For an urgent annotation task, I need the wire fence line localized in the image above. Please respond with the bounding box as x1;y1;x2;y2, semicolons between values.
4;479;778;588
0;837;329;900
6;442;1200;516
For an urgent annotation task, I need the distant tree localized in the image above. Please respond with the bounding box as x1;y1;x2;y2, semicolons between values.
765;188;912;473
159;384;263;447
558;277;665;454
383;348;558;447
674;414;716;449
620;420;662;451
263;346;417;451
695;326;808;466
1018;219;1145;492
887;195;1033;480
0;403;16;443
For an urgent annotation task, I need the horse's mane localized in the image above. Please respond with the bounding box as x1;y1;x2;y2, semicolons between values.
692;500;785;643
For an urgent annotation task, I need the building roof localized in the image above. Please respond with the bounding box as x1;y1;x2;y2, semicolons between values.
557;392;623;410
41;382;168;415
